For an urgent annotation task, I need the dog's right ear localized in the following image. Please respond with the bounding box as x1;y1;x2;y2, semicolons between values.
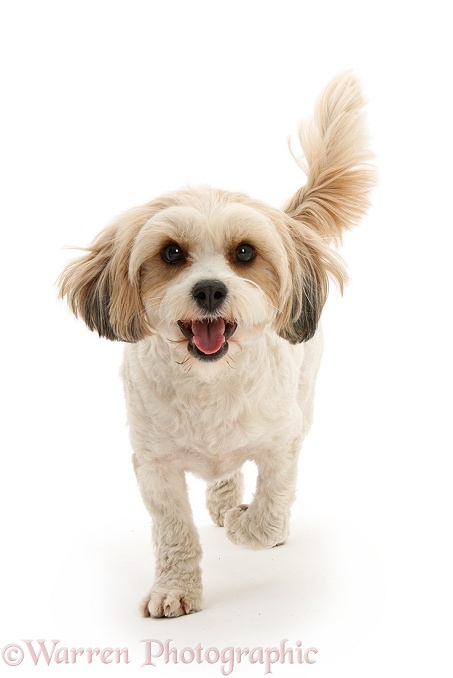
59;208;153;343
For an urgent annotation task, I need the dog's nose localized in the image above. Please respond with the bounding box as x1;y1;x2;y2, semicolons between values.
192;280;227;312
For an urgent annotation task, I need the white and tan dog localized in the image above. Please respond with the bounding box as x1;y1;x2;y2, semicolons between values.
60;73;375;618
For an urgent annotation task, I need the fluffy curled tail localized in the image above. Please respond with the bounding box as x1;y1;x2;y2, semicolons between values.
284;72;376;243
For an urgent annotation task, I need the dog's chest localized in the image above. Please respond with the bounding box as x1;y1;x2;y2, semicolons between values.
157;383;296;479
157;373;289;450
123;336;306;479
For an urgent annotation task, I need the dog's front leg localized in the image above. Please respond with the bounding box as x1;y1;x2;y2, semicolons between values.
224;440;300;549
133;455;203;618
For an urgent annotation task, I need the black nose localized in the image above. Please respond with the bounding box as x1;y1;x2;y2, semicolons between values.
192;280;228;312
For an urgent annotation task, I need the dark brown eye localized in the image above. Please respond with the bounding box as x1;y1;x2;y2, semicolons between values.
162;243;186;264
235;243;256;263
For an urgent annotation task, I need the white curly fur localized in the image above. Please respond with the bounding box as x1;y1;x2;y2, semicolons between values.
59;73;375;618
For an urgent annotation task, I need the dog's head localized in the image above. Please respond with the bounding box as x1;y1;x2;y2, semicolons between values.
60;74;375;374
59;186;346;371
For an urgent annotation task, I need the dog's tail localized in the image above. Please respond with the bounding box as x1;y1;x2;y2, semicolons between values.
284;72;376;243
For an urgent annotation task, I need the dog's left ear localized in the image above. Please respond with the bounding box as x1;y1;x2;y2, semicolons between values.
275;222;347;343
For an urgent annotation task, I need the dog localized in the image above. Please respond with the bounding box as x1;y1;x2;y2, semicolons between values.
59;73;375;618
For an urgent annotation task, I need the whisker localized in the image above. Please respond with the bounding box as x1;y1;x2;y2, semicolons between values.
226;358;236;370
175;355;190;366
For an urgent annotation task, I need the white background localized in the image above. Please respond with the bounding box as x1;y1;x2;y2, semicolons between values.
1;1;452;676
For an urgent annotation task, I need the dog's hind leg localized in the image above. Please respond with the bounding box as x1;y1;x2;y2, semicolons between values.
206;470;244;527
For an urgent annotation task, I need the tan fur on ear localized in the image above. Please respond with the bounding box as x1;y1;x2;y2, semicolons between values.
275;217;347;343
284;72;376;244
59;204;163;342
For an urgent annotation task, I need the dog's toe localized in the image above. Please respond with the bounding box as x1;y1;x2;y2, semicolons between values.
144;589;202;618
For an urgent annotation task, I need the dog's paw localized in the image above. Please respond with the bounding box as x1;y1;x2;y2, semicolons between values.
143;588;203;618
206;472;244;527
224;504;288;549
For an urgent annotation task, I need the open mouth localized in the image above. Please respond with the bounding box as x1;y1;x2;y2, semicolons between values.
177;318;237;362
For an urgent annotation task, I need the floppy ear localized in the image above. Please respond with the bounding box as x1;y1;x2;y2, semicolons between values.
59;209;152;342
276;222;347;343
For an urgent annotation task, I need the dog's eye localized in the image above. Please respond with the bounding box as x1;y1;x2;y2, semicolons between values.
235;243;256;264
162;243;186;264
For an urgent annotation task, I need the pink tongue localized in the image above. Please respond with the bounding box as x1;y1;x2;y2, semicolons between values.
192;319;226;355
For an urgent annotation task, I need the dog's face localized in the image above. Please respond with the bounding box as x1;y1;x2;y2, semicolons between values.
131;200;291;372
60;187;346;375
